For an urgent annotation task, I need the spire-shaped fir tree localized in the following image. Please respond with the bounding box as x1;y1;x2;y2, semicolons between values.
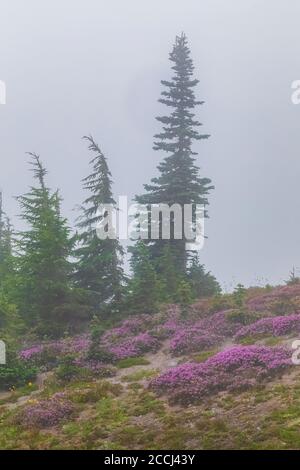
75;136;124;314
0;192;13;283
136;33;213;292
17;154;87;336
127;241;161;314
0;193;24;337
188;254;221;298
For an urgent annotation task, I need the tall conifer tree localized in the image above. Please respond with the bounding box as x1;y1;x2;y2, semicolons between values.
75;136;124;313
0;192;13;283
188;254;221;298
127;241;161;314
0;194;24;337
136;33;213;287
17;154;84;335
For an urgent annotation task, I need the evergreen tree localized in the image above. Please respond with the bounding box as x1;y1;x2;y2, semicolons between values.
233;283;247;308
188;254;221;298
75;136;124;313
0;192;13;284
127;241;161;314
156;243;182;301
17;154;87;336
286;267;300;285
177;279;193;317
136;33;213;282
0;194;23;337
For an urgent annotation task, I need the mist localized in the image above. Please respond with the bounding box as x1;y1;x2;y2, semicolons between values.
1;0;300;289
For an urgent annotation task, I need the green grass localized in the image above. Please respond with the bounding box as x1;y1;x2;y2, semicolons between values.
239;335;284;347
70;381;123;403
1;377;300;450
116;357;151;369
121;369;158;383
263;336;283;346
1;328;300;450
192;350;217;363
239;336;258;345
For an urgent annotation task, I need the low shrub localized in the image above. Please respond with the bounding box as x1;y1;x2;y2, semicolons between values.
226;309;260;326
70;381;122;404
246;284;300;315
72;358;116;378
86;344;116;363
150;345;291;404
19;336;91;369
14;393;74;428
169;310;241;356
0;360;37;391
235;314;300;341
108;333;160;360
121;369;158;383
55;355;85;382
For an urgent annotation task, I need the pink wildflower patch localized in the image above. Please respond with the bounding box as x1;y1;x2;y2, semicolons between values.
14;393;74;428
108;332;160;360
150;345;291;404
246;284;300;314
235;314;300;340
169;310;241;355
19;335;91;366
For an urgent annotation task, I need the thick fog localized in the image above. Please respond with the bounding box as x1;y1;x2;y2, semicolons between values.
0;0;300;289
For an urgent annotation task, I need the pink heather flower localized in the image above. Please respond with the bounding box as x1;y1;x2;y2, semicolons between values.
19;345;44;361
19;335;91;364
235;313;300;340
169;310;241;356
246;284;300;313
150;345;291;404
15;393;74;428
102;314;157;343
108;332;159;360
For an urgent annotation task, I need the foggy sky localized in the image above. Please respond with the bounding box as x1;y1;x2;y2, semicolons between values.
0;0;300;290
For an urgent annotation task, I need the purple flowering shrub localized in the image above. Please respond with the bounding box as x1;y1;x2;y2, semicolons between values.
18;305;261;369
235;313;300;340
19;344;61;370
246;284;300;315
102;314;159;344
19;318;161;368
19;345;44;361
148;306;183;341
88;313;165;361
72;358;116;377
19;338;117;377
19;335;91;368
107;333;160;360
19;290;299;376
110;303;237;360
169;311;242;356
150;345;291;404
170;327;221;355
94;307;180;361
14;393;74;428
